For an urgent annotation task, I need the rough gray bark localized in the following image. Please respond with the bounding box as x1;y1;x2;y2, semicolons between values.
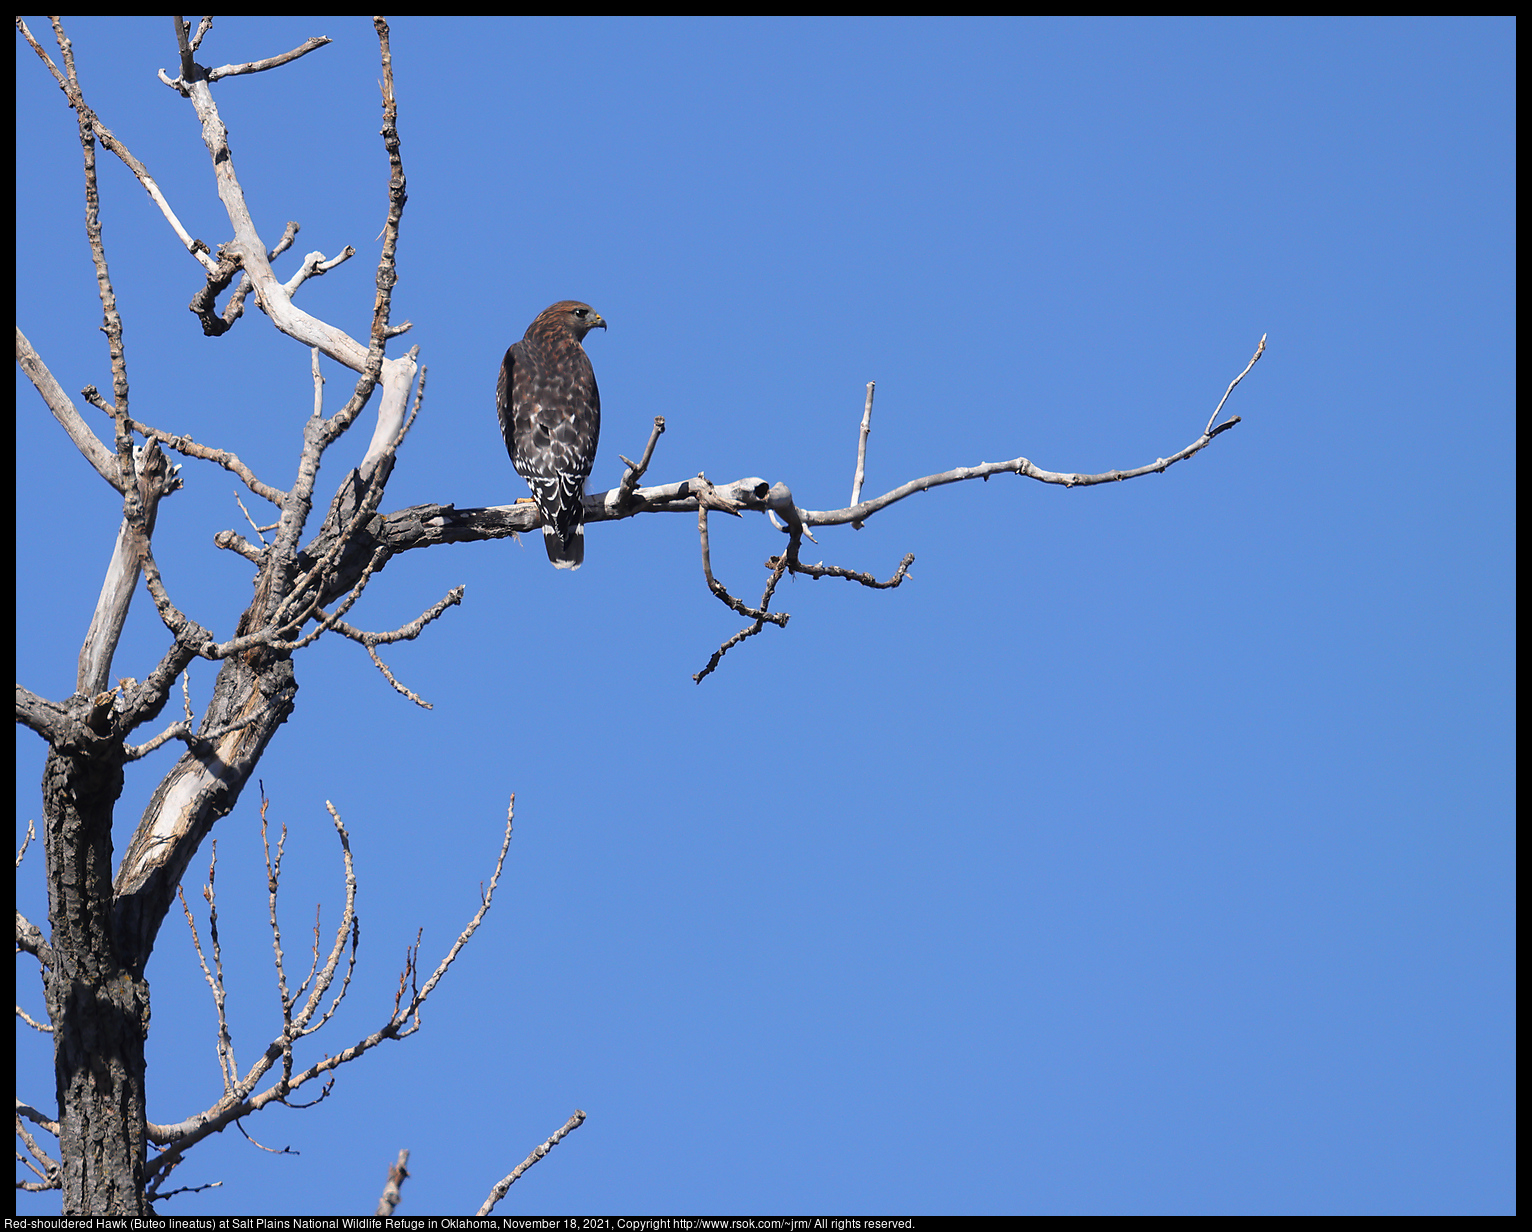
41;716;143;1212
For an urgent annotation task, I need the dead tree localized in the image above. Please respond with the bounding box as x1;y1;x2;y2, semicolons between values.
13;17;1260;1215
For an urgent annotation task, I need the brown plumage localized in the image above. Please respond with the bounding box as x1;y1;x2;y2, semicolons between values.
496;301;606;569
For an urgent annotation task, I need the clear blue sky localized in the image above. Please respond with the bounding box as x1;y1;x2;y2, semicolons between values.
15;16;1514;1216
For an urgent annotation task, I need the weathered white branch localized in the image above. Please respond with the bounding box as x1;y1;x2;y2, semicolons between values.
78;442;183;697
850;379;875;524
204;36;333;82
15;18;219;272
15;328;121;488
171;22;415;467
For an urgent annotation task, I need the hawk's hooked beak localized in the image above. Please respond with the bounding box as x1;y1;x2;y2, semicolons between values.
592;314;607;330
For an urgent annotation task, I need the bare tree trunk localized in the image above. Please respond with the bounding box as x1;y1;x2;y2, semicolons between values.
42;738;148;1214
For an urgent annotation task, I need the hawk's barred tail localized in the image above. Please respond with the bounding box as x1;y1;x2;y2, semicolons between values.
543;522;584;570
525;473;586;570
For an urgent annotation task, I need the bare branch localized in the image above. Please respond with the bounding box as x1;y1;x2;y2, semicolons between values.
84;394;285;505
696;498;789;627
135;532;217;657
16;1004;52;1032
117;637;202;736
146;800;516;1183
213;530;267;564
46;16;131;452
189;230;353;337
850;380;875;525
15;328;122;488
177;845;236;1094
204;36;333;82
187;17;213;54
290;803;360;1039
149;1179;224;1203
16;1105;62;1189
281;246;357;298
122;691;280;763
376;1149;410;1217
165;22;418;456
616;416;667;509
234;1120;297;1157
15;1102;59;1137
15;685;70;743
274;585;466;705
16;912;54;969
260;797;297;1089
16;18;218;271
357;18;411;476
477;1111;588;1216
78;441;183;697
800;416;1244;529
365;646;434;710
397;799;516;1029
1205;333;1267;436
693;553;791;684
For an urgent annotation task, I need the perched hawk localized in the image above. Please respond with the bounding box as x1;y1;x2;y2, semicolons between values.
496;301;606;569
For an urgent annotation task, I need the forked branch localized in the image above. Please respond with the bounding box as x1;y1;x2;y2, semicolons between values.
144;797;517;1193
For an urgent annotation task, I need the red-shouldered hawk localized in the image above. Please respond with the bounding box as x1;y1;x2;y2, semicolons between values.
496;301;606;569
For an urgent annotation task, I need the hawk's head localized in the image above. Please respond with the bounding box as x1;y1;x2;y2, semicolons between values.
536;301;607;343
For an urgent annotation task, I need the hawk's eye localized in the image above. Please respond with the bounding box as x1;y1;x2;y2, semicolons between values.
573;308;588;317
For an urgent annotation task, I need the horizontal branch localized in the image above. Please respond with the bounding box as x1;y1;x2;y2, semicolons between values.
800;416;1242;529
15;684;70;743
293;410;1243;578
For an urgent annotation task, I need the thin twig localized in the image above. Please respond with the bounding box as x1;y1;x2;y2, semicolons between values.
850;380;875;525
477;1111;588;1216
82;398;286;505
122;693;279;762
16;818;35;868
149;1179;224;1203
693;553;792;684
376;1149;410;1217
235;1120;297;1156
146;801;518;1183
365;646;433;709
16;1005;52;1033
290;802;360;1038
178;851;236;1095
617;416;667;509
235;493;270;545
1205;333;1267;436
17;18;220;271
